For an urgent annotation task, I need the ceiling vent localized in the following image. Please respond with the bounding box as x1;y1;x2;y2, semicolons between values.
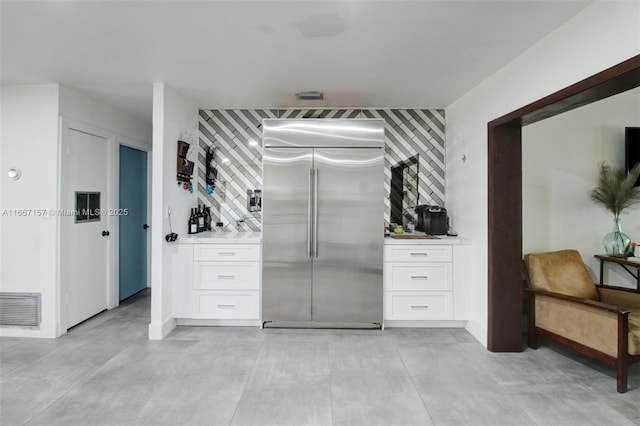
295;91;323;100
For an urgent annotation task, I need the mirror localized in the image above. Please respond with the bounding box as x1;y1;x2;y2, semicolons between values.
390;155;419;226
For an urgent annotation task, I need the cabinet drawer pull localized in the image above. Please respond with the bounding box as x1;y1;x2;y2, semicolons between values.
411;305;429;310
218;252;236;256
217;304;236;309
410;275;429;280
410;252;428;256
217;275;236;279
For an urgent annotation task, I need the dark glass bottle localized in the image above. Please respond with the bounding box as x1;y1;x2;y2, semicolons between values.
188;208;198;234
197;204;205;233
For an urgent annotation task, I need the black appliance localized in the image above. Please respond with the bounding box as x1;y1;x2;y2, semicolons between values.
415;205;448;235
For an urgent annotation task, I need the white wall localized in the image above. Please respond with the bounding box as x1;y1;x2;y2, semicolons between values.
523;90;640;287
1;84;152;338
58;86;152;317
59;86;151;146
445;1;640;346
149;83;198;340
0;85;60;337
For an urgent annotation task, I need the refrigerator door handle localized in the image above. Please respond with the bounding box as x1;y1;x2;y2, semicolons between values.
308;167;314;258
313;167;319;257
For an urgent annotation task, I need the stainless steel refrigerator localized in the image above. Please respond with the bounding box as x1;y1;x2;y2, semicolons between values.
262;119;385;327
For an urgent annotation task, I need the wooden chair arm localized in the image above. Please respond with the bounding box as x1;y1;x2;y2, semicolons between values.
524;287;631;316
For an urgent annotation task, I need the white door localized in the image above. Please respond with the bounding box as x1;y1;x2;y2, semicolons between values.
63;128;110;328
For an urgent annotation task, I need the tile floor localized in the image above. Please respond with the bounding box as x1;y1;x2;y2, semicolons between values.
1;289;638;426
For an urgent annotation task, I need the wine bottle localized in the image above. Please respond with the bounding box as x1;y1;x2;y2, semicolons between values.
197;204;205;232
189;208;198;234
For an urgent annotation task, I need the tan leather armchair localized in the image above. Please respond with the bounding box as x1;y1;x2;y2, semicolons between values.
523;249;640;393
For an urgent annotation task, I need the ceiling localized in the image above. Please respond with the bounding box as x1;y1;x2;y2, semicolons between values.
0;1;593;124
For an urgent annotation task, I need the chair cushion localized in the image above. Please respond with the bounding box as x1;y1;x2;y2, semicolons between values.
525;249;599;300
598;288;640;355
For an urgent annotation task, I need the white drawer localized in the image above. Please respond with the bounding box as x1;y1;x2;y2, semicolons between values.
385;292;453;320
385;263;452;291
193;262;259;290
384;245;452;262
193;244;260;262
194;291;259;319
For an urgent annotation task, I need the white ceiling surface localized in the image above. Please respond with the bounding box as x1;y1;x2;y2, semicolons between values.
1;1;593;123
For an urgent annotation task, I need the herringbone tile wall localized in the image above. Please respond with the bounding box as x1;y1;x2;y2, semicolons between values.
198;109;445;231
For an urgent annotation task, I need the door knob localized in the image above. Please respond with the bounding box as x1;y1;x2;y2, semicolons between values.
143;224;150;230
102;230;110;237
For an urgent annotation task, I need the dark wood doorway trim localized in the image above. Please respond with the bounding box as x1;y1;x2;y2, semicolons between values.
487;55;640;352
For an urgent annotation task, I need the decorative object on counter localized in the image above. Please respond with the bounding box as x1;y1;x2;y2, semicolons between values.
590;162;640;257
393;225;404;234
187;205;212;234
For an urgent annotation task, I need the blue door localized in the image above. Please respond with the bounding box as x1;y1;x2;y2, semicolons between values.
119;146;148;301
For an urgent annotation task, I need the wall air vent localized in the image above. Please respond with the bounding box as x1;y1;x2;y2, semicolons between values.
0;292;41;329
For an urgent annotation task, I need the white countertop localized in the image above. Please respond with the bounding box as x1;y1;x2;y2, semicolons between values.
177;231;261;244
176;231;468;245
384;234;471;245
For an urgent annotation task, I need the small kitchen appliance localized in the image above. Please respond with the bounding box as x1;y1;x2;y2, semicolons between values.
415;205;449;235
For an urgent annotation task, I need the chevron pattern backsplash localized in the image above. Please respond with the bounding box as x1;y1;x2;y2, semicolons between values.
198;109;445;232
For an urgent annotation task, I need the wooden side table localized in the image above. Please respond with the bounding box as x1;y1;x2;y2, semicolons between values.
594;254;640;291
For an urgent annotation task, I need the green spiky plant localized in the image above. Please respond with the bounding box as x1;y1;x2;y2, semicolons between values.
590;162;640;256
590;162;640;218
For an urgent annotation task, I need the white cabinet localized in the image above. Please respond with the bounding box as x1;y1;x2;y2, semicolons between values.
172;240;261;324
193;244;260;262
194;291;259;319
193;262;260;290
192;244;260;320
386;292;453;319
384;241;470;325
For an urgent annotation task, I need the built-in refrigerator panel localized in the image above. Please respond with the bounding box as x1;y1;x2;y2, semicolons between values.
262;119;385;149
311;147;384;324
261;147;314;322
262;119;384;327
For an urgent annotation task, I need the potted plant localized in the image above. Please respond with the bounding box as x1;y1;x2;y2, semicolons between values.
590;162;640;257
